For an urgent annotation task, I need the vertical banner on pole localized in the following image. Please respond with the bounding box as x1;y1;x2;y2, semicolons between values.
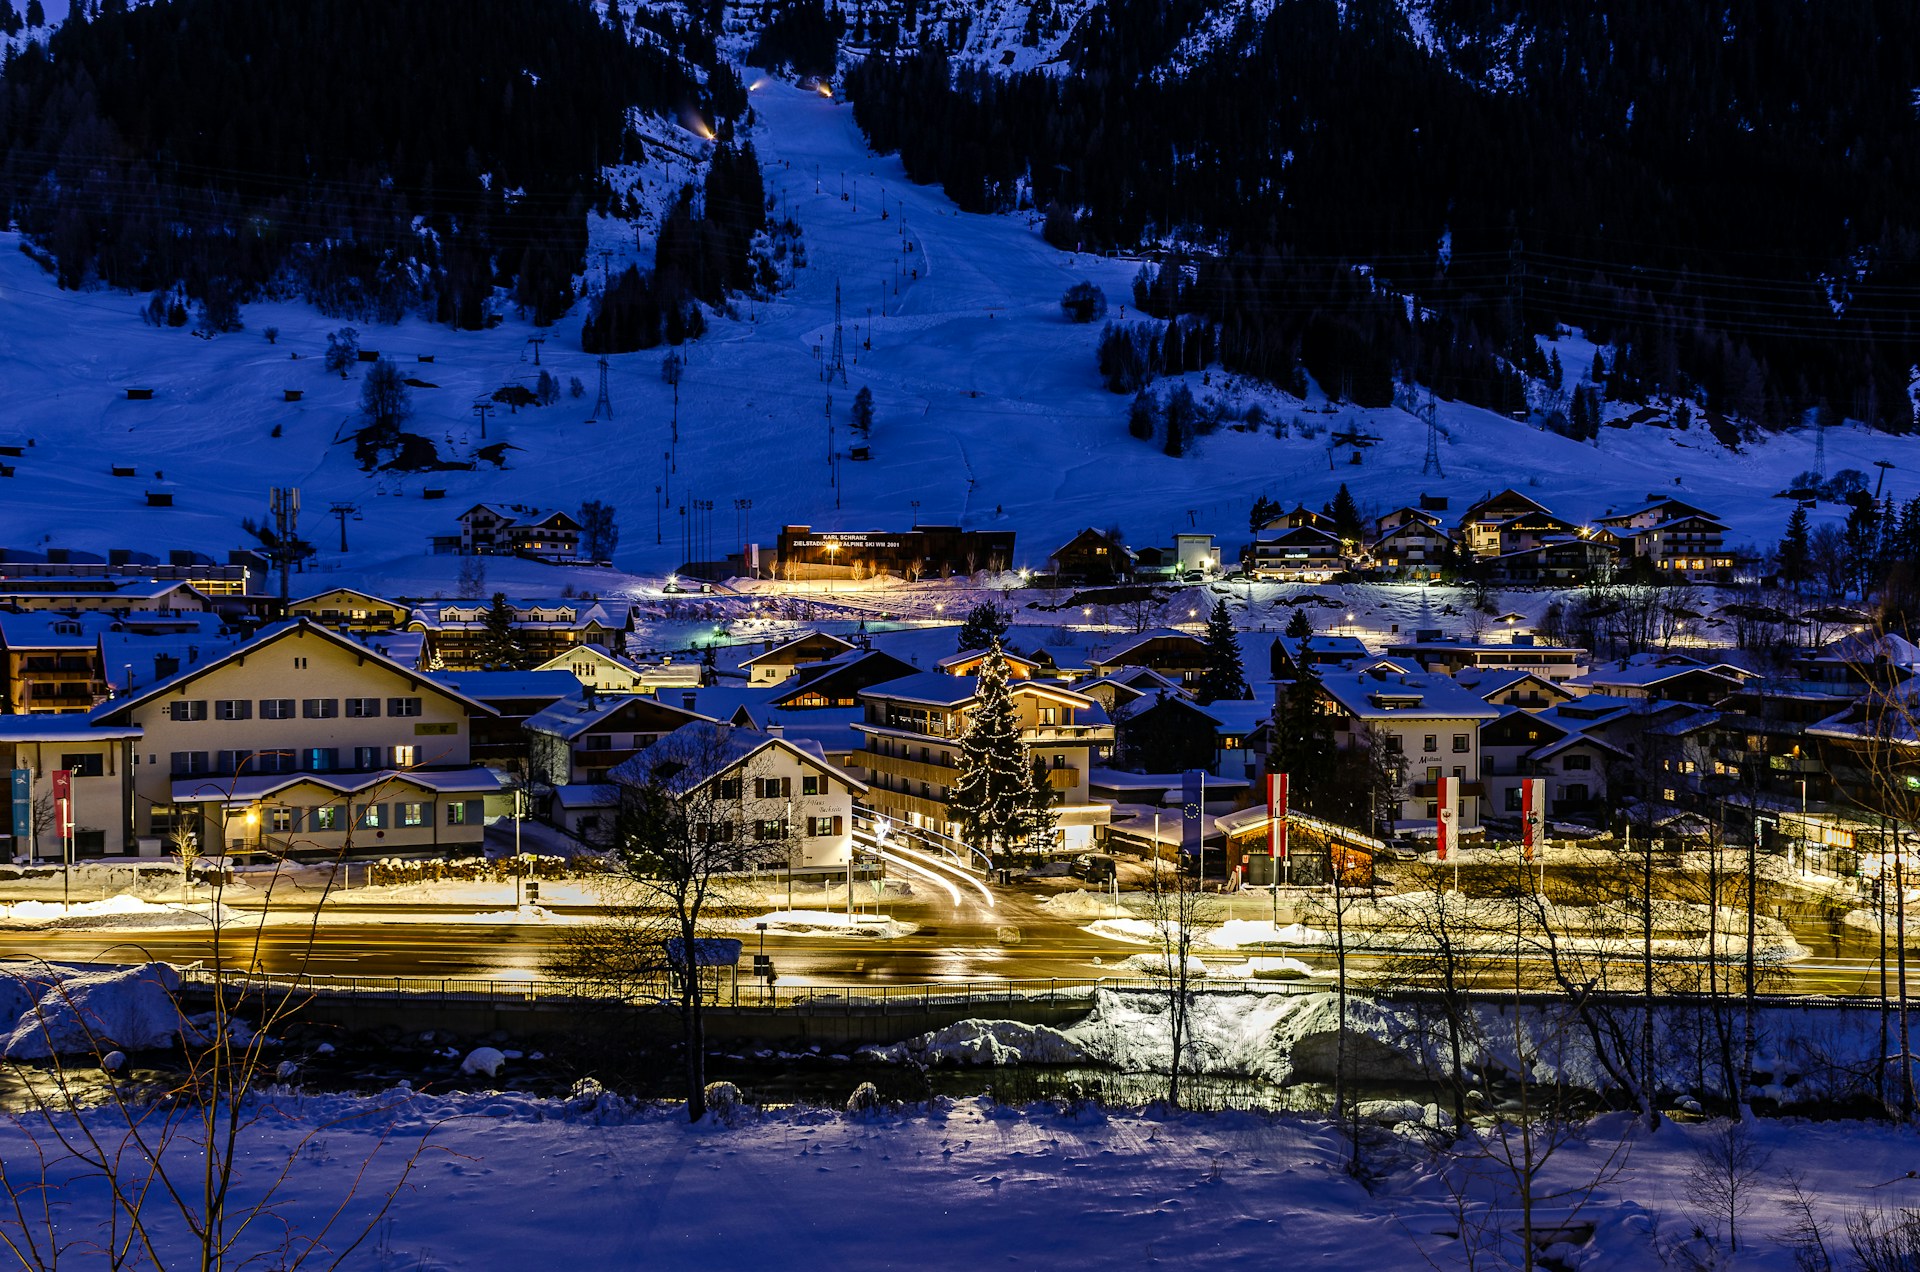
1181;769;1205;862
1268;773;1291;858
50;769;72;854
1522;778;1546;862
1435;775;1456;861
9;770;30;843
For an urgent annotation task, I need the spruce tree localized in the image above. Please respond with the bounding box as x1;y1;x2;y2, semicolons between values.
1779;506;1812;591
1327;483;1362;543
954;601;1010;652
1196;599;1248;704
1268;662;1336;816
951;646;1037;862
1285;608;1313;639
1248;494;1282;533
477;593;528;670
1022;758;1059;851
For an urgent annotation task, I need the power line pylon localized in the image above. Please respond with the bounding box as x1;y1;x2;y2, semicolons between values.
829;280;848;386
1421;391;1444;478
590;355;613;422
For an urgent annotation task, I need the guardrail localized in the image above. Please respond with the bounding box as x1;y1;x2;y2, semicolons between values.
175;968;1306;1012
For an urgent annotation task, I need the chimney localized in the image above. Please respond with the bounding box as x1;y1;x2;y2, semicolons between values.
682;691;698;710
766;722;784;738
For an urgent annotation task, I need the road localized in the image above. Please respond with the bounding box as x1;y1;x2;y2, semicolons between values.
0;903;1902;998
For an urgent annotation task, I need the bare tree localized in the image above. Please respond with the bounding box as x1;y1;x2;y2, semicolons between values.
1142;841;1215;1108
1684;1119;1771;1255
560;724;797;1121
0;773;438;1268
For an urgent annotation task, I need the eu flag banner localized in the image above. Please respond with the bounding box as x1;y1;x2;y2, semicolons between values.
1181;769;1205;860
8;770;28;841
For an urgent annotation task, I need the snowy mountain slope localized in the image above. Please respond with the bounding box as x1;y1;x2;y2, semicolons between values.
0;77;1914;588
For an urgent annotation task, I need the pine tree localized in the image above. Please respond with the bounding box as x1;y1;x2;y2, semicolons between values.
851;385;875;436
478;593;528;670
1128;389;1157;441
954;601;1010;652
1249;494;1282;532
1327;483;1362;543
951;646;1038;862
1285;608;1313;639
1163;384;1195;458
1779;506;1812;591
1196;599;1248;704
1022;758;1059;850
1268;662;1336;816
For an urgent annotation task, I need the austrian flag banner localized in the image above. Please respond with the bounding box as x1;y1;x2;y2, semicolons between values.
1268;772;1288;859
1435;775;1457;861
1522;778;1546;862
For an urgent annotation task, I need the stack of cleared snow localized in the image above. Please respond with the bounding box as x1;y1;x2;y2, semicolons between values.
2;963;187;1060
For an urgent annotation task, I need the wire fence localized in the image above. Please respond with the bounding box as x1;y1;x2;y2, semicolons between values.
176;967;1309;1012
176;965;1896;1016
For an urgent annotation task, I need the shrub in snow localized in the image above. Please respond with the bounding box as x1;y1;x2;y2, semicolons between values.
845;1082;885;1117
101;1050;126;1072
2;962;186;1060
460;1047;507;1078
701;1081;747;1126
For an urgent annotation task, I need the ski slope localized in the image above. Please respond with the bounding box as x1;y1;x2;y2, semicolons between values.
0;76;1914;591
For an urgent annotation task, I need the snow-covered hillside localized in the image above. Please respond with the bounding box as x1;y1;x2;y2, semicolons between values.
1;77;1914;587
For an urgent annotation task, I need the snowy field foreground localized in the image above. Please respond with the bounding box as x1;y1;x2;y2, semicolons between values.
4;1085;1920;1269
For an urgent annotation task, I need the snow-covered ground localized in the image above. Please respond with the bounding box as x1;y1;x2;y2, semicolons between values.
3;77;1913;593
5;1083;1920;1269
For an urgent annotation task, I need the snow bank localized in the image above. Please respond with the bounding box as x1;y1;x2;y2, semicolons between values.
460;1047;507;1078
0;895;236;930
744;910;920;939
1033;889;1128;919
2;962;186;1060
875;1018;1087;1067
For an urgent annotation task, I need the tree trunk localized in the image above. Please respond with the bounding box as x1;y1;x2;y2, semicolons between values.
1640;827;1660;1130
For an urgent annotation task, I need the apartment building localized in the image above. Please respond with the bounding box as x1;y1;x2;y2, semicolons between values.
855;673;1113;852
1315;668;1501;833
91;620;500;858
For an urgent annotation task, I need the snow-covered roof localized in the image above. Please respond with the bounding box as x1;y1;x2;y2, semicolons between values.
552;783;619;810
1090;628;1206;667
96;620;497;721
608;720;868;796
169;767;501;804
739;630;856;666
523;693;709;740
429;670;580;701
0;717;141;742
1319;670;1502;722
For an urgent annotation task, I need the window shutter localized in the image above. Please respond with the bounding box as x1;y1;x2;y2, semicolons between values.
781;777;792;798
464;799;484;826
752;777;765;799
832;815;843;836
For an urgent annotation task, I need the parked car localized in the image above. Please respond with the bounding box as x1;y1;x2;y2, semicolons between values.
1069;852;1117;883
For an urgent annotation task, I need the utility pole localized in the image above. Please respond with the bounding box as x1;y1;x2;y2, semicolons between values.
472;401;494;439
268;486;304;602
327;501;360;553
830;280;848;386
591;355;613;422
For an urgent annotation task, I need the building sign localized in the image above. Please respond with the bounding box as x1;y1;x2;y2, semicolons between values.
414;722;458;736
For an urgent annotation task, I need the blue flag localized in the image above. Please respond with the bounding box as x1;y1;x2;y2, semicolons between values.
9;770;29;841
1181;769;1205;860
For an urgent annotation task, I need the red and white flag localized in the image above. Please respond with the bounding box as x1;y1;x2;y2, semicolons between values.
1522;778;1546;862
50;769;72;848
1268;772;1289;860
1435;775;1457;861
